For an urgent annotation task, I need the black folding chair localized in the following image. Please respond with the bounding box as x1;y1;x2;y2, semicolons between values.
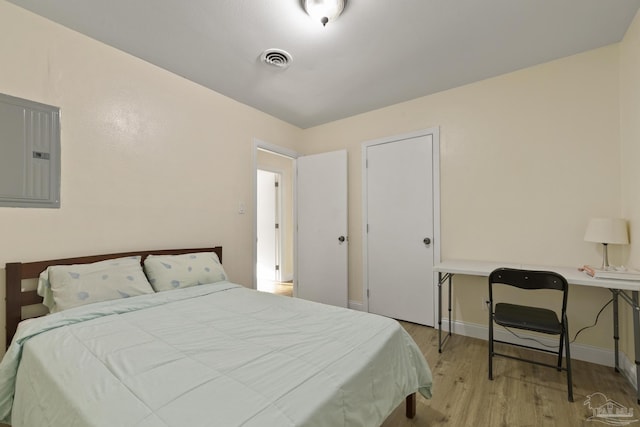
488;268;573;402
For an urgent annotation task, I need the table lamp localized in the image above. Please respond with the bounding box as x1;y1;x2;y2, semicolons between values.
584;217;629;270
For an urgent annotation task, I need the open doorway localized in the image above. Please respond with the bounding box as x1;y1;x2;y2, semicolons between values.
256;169;282;284
256;148;295;297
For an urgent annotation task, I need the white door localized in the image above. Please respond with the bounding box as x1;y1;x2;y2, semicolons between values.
297;150;348;307
257;169;279;282
365;134;435;325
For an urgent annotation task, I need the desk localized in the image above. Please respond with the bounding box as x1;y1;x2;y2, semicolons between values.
434;259;640;403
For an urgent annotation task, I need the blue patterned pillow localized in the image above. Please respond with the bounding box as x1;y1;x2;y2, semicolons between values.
46;256;154;312
144;252;227;292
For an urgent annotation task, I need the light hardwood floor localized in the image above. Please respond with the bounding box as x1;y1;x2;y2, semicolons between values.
383;321;639;426
258;280;294;297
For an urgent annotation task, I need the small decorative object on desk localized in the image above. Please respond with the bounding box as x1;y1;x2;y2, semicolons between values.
580;265;640;281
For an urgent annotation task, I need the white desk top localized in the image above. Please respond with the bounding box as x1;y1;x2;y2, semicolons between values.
435;259;640;292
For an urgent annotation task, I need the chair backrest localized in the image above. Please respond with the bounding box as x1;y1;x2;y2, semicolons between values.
489;268;567;291
489;268;569;313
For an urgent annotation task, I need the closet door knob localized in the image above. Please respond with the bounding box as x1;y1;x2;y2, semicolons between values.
423;237;432;245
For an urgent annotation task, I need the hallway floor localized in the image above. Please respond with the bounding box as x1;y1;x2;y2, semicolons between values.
257;279;293;297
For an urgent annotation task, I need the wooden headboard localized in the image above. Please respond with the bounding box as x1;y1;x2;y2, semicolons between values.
5;246;222;349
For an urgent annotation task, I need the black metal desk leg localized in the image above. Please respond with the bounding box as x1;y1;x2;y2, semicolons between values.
612;290;620;372
633;291;640;404
438;272;443;353
448;274;452;336
438;272;453;353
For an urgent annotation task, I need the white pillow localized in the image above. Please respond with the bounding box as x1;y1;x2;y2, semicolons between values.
144;252;227;292
47;256;154;312
37;268;56;311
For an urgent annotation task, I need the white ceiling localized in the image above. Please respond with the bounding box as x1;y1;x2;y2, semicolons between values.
8;0;640;128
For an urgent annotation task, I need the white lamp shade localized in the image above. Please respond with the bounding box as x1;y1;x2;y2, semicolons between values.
304;0;345;24
584;218;629;244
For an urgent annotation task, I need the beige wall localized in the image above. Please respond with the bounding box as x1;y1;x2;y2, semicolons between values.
0;1;302;346
619;10;640;358
301;45;623;349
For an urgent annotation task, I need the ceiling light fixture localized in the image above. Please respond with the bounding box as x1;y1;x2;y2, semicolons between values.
303;0;345;27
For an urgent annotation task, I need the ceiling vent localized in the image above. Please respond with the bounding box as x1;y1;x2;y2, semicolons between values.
261;49;292;69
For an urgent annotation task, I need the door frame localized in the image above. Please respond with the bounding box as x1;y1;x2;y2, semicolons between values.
361;127;441;323
252;139;299;291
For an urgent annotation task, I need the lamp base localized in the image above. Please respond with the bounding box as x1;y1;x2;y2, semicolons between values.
600;243;611;270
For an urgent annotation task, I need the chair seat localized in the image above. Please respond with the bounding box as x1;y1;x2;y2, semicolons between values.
494;303;562;335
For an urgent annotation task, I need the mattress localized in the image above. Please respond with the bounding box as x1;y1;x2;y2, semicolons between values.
0;282;432;426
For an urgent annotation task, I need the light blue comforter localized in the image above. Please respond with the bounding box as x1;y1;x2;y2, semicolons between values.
0;282;432;426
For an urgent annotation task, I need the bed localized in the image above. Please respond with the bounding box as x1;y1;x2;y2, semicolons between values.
0;246;432;426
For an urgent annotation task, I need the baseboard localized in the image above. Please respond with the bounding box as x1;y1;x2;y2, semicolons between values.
619;350;638;391
349;300;364;311
443;318;637;390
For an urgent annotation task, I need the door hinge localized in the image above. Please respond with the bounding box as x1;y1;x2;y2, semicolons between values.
366;224;369;233
275;181;279;187
366;159;368;168
275;265;280;271
33;151;50;160
367;289;370;298
275;223;279;229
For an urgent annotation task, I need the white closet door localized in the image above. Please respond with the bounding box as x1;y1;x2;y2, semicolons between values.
366;135;434;325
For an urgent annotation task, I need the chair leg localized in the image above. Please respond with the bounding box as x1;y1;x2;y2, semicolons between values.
488;310;494;380
564;318;574;402
557;332;564;372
